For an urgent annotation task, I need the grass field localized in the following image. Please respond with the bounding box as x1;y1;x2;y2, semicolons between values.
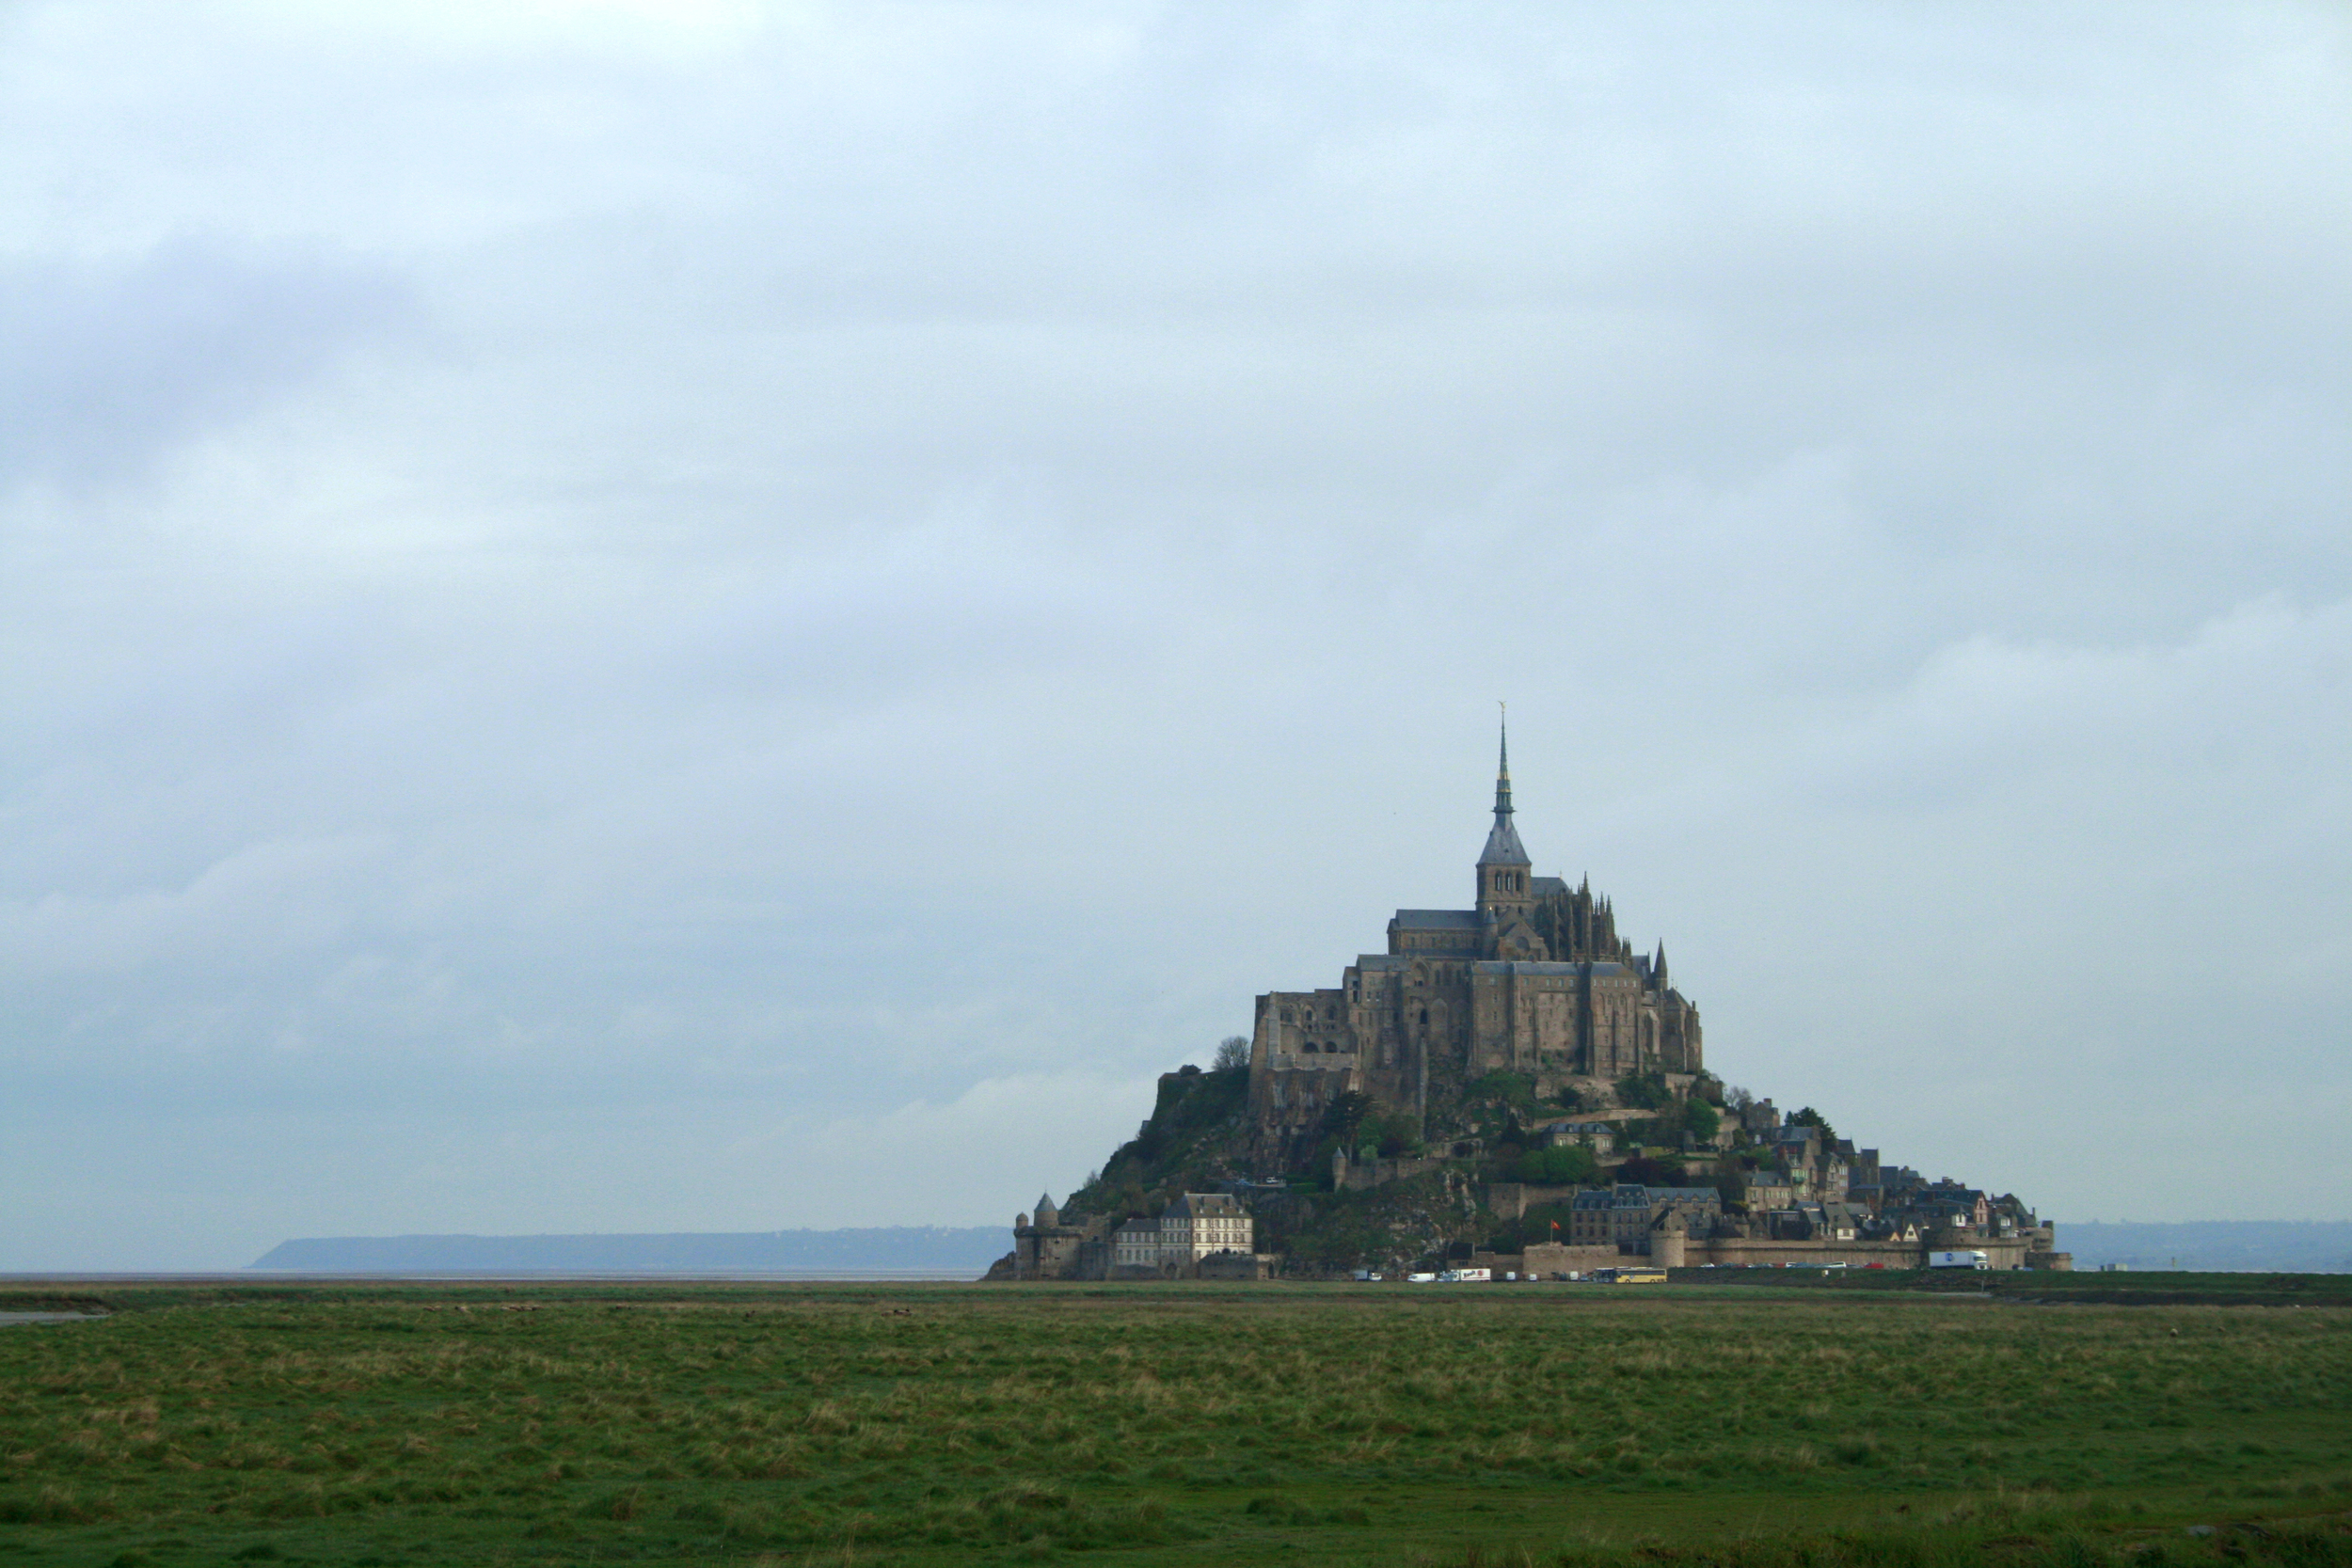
3;1279;2348;1566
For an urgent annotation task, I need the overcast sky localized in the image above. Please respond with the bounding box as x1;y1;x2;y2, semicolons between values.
5;3;2348;1270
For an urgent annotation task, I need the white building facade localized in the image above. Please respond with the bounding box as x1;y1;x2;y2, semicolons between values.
1111;1193;1255;1275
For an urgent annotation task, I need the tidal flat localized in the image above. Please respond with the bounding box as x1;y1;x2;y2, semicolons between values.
2;1279;2348;1566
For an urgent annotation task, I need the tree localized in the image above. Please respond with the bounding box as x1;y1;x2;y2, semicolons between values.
1618;1153;1682;1188
1513;1144;1597;1186
1788;1105;1838;1147
1613;1071;1670;1110
1470;1070;1537;1112
1684;1098;1721;1145
1323;1090;1374;1144
1212;1035;1250;1072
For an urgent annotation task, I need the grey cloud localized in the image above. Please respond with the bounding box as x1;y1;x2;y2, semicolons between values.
0;240;411;489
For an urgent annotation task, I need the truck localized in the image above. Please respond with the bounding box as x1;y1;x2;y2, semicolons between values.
1438;1267;1493;1283
1929;1249;1990;1270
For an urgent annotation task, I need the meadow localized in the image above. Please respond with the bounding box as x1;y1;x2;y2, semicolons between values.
2;1279;2348;1566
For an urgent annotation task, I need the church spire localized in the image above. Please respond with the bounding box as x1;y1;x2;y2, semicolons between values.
1495;705;1514;818
1478;705;1530;871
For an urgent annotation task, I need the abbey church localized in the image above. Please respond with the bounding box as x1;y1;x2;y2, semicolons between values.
1248;726;1703;1151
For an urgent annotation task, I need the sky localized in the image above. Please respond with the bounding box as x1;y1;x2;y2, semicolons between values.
3;3;2348;1270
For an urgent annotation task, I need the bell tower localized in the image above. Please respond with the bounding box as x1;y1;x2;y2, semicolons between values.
1476;708;1534;924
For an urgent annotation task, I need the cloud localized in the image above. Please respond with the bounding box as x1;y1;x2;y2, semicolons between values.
2;4;2349;1265
0;239;411;491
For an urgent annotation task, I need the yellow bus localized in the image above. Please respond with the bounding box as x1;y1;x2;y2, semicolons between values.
1612;1268;1668;1285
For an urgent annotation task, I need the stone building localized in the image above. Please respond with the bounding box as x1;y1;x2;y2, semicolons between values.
1018;1191;1256;1280
1010;1193;1111;1281
1564;1181;1723;1251
1158;1191;1252;1267
1248;724;1703;1154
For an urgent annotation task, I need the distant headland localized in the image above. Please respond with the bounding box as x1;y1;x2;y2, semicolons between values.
249;1227;1005;1275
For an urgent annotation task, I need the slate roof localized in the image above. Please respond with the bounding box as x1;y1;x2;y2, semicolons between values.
1480;813;1531;866
1639;1185;1723;1208
1392;909;1484;929
1167;1192;1246;1218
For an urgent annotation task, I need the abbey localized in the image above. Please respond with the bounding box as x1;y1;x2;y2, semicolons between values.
1248;726;1703;1151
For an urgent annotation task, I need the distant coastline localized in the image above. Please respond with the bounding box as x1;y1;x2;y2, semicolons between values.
2058;1221;2352;1274
249;1227;1008;1276
239;1220;2352;1277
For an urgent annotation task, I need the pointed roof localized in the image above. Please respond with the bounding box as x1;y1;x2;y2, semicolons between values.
1478;712;1531;867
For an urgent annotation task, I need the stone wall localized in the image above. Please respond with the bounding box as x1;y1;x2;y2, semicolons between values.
1484;1181;1584;1221
1501;1242;1622;1275
1680;1236;2035;1270
1334;1152;1449;1193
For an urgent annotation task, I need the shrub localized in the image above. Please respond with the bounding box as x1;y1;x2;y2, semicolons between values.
1614;1071;1671;1110
1512;1145;1597;1186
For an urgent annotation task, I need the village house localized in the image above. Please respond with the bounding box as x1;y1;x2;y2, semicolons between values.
1534;1119;1617;1154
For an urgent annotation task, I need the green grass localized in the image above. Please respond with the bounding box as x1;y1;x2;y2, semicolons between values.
2;1280;2348;1565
